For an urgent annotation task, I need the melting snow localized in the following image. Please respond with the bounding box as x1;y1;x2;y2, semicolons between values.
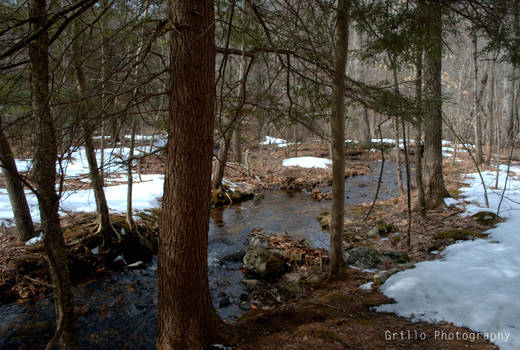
282;157;331;169
25;232;43;246
259;136;293;148
0;143;165;224
359;282;374;290
377;165;520;350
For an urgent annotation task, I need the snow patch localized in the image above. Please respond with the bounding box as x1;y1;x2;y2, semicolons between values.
282;157;331;169
25;232;43;246
259;136;293;148
359;282;374;290
377;165;520;350
443;197;459;207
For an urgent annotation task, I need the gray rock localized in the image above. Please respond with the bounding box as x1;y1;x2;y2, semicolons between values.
243;237;287;278
342;246;410;269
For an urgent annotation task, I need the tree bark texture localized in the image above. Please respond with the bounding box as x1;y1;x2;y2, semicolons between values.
157;0;226;348
472;31;484;164
0;118;35;242
212;135;231;189
29;1;78;348
414;51;426;215
422;1;449;208
329;0;350;275
356;31;371;145
71;19;117;239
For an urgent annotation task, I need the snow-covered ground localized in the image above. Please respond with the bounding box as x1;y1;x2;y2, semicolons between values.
259;136;294;148
0;174;164;225
377;164;520;350
0;136;164;224
15;146;147;179
282;157;332;169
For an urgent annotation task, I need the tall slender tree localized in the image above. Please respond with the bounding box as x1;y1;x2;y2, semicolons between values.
71;19;119;241
422;0;449;208
414;47;426;215
0;117;35;242
472;29;484;164
329;0;350;275
356;30;371;145
29;0;78;348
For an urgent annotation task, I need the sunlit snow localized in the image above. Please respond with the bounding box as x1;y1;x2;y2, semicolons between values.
282;157;331;169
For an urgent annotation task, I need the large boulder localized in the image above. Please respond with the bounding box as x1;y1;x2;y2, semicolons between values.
342;246;409;270
243;236;288;278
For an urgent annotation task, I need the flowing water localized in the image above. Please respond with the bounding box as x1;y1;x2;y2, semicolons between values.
0;161;401;349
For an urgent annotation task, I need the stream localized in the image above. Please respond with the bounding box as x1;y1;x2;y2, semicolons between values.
0;161;401;349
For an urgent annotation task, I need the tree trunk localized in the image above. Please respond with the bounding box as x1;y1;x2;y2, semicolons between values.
356;31;371;145
390;64;403;194
472;30;484;164
84;127;119;238
329;0;350;275
503;63;517;148
0;118;35;242
157;0;228;348
504;2;519;148
29;1;78;348
232;5;247;165
486;59;495;165
126;122;136;230
72;19;118;240
254;63;265;140
232;125;242;163
422;1;449;208
414;50;426;215
212;135;231;189
394;117;403;194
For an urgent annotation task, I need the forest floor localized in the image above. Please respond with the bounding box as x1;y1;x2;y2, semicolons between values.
0;137;513;349
234;270;498;350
